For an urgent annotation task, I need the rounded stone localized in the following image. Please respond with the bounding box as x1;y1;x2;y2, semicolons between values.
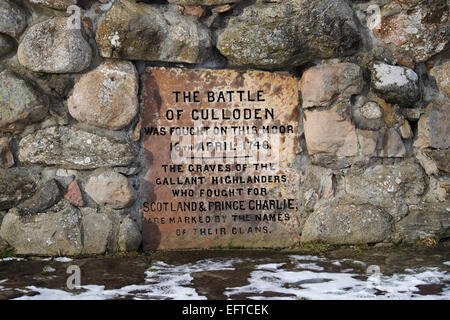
371;62;419;106
118;217;141;252
68;60;139;130
29;0;77;10
0;34;14;58
360;102;383;120
18;17;92;73
0;0;28;38
217;0;360;69
85;171;137;209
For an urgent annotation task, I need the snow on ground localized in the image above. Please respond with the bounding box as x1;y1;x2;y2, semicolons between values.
8;256;450;300
0;257;26;262
53;257;73;263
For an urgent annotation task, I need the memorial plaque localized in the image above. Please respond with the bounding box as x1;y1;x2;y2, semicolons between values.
140;68;301;250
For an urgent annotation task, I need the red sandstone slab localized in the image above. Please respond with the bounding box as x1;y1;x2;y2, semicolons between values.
140;68;301;250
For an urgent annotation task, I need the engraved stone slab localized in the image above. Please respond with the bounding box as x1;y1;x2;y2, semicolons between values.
140;68;301;250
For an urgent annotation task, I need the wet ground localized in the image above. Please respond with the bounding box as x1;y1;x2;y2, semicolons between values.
0;244;449;300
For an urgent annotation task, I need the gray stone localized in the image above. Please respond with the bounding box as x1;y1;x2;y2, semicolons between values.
0;0;27;38
17;179;62;215
415;150;439;176
217;0;360;69
371;62;419;106
395;203;450;242
0;70;49;134
18;17;92;73
96;0;212;64
424;149;449;173
0;34;14;58
85;171;137;209
345;162;427;207
301;165;335;212
414;101;450;149
118;216;141;252
19;126;137;169
376;127;406;158
302;202;393;244
81;209;113;255
0;200;83;256
68;60;139;130
356;129;378;156
0;167;40;210
29;0;77;10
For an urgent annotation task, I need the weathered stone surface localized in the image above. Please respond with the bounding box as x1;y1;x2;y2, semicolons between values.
0;0;27;38
373;0;449;63
0;199;141;256
141;67;301;250
178;5;205;18
211;4;236;13
81;209;112;255
395;202;450;243
352;97;383;131
96;0;212;64
430;61;450;98
118;216;141;252
0;34;14;58
398;120;413;139
302;165;335;212
0;137;14;168
18;126;137;169
356;129;378;156
68;60;139;130
360;102;383;120
18;17;92;73
303;104;358;156
169;0;241;5
424;149;449;174
29;0;77;10
302;202;393;244
0;200;83;256
0;214;8;250
345;162;426;206
64;180;84;207
415;149;439;176
0;71;48;134
376;127;406;158
371;62;419;106
300;63;363;109
0;167;40;210
217;0;360;69
414;101;450;149
401;107;423;121
85;171;137;209
17;179;62;215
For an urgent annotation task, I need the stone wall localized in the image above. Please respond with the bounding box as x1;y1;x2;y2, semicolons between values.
0;0;448;255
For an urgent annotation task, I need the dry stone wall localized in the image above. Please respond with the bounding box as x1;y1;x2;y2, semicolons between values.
0;0;448;255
